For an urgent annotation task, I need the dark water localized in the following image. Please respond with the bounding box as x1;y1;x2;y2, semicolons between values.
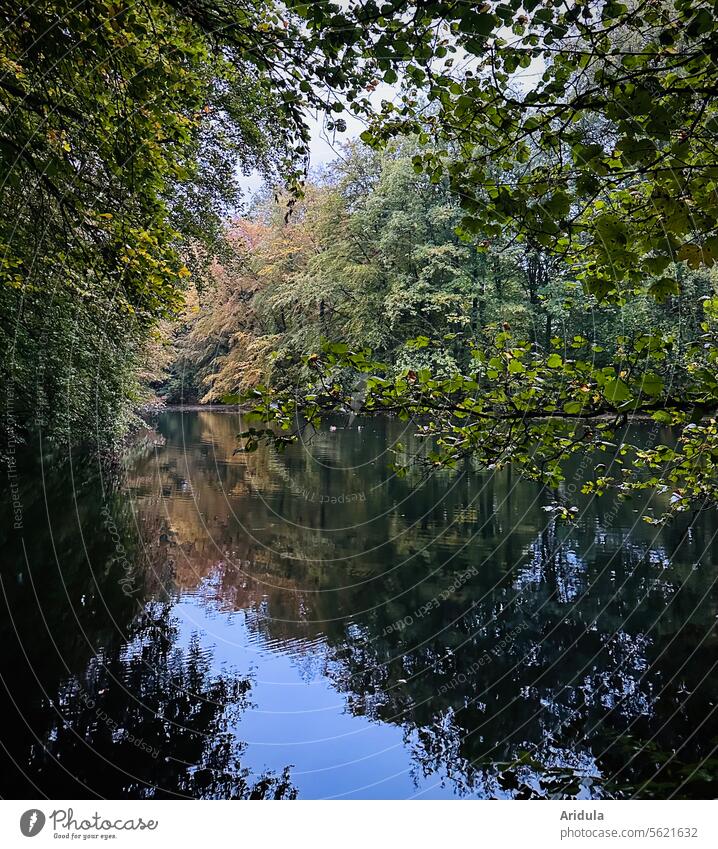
2;411;717;799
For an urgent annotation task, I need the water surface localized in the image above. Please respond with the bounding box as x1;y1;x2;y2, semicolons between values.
2;411;717;798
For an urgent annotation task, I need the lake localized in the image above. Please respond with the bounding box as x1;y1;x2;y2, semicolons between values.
2;410;717;799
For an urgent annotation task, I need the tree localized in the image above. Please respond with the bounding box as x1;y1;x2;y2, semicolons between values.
324;1;718;299
0;0;374;450
7;1;718;518
234;1;718;520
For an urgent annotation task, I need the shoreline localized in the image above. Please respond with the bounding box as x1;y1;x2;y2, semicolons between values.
140;403;243;413
143;404;659;422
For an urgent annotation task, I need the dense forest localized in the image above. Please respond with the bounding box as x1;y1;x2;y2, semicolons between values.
4;0;718;518
158;139;715;409
4;0;718;805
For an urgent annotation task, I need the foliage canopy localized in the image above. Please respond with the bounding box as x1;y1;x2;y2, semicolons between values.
5;0;718;519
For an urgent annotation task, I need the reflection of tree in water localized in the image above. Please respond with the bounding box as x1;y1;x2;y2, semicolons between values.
316;532;718;799
0;447;296;799
124;412;718;799
40;603;296;799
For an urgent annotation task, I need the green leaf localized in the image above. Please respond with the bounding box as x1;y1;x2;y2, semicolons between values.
638;373;663;397
458;12;496;37
648;276;679;302
604;378;632;403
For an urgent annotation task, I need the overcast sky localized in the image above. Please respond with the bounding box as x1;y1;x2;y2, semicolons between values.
237;103;370;201
238;43;545;204
237;78;399;202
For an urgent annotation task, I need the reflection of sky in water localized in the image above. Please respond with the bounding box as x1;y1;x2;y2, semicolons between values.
172;596;457;799
3;411;717;799
128;412;717;798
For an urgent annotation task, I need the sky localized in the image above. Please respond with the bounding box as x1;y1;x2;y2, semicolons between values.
237;86;393;201
237;30;546;203
237;112;346;197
